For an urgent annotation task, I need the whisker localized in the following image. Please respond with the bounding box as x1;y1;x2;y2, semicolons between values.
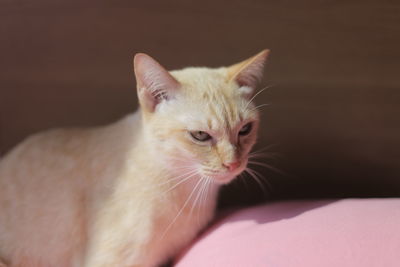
160;177;204;239
252;144;277;152
248;160;286;176
188;177;207;223
245;168;269;197
156;169;197;188
237;173;250;191
249;167;273;192
250;103;270;112
162;171;199;194
199;177;212;224
244;85;272;110
248;152;278;160
248;143;286;176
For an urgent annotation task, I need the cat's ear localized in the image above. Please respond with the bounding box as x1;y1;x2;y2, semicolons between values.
227;49;269;97
134;53;181;112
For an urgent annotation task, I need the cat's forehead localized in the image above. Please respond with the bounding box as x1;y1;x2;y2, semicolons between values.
172;67;239;101
181;103;236;128
169;67;257;130
172;67;227;91
176;90;254;131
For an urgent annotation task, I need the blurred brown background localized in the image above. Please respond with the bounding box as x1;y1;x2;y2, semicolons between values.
1;0;399;205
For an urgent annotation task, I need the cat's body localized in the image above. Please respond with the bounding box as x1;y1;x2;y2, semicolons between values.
0;113;218;267
0;50;268;267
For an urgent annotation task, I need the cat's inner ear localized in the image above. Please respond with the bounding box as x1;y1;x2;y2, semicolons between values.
134;53;181;112
227;49;269;98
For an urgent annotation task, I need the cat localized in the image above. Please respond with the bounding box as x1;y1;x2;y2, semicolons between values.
0;49;269;267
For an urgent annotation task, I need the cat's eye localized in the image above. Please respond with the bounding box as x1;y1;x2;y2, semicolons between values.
239;123;253;136
190;131;212;142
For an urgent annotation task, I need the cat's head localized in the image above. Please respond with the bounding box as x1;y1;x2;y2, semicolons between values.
133;50;269;185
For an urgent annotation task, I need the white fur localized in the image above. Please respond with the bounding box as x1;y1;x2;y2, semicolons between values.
0;50;268;266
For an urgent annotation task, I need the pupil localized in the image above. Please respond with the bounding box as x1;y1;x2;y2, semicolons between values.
240;123;252;135
191;131;211;142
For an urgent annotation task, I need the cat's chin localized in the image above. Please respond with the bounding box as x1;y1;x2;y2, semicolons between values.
209;171;243;185
204;164;247;185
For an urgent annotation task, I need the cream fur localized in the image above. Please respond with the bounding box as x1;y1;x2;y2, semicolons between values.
0;50;268;267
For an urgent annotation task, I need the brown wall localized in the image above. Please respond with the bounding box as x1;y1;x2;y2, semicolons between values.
1;1;399;204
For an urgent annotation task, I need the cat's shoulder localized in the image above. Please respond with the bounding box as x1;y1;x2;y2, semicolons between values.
3;127;90;160
1;111;140;163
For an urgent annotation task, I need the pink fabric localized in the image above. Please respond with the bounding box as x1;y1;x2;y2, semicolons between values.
175;199;400;267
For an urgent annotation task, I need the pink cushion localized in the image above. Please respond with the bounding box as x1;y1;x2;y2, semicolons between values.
175;199;400;267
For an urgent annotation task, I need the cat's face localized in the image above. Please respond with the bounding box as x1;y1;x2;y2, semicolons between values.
134;50;268;184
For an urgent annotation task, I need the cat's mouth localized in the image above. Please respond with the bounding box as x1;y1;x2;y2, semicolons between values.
203;161;247;185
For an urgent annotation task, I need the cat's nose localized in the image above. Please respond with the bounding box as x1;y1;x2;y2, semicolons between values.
223;161;241;172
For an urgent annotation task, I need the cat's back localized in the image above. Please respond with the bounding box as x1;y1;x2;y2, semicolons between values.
0;112;141;207
0;111;140;179
0;126;100;184
0;112;141;266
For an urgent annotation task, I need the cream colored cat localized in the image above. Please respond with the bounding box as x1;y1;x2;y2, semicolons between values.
0;49;269;267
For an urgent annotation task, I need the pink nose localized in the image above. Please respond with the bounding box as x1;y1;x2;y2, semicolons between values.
223;161;241;172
